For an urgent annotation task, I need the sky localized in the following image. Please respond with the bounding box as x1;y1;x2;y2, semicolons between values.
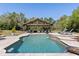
0;3;79;20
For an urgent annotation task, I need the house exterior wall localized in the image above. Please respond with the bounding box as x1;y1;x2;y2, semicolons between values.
24;19;52;33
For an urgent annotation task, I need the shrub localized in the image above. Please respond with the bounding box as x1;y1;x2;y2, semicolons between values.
11;26;16;33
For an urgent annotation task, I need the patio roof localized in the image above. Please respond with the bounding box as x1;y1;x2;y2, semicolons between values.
23;18;52;26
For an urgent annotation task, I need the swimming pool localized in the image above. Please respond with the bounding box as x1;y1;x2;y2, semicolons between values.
5;34;67;53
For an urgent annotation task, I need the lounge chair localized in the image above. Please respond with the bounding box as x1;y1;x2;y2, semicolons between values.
58;28;67;34
59;28;73;35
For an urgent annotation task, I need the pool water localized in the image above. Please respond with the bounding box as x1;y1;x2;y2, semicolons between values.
6;34;66;53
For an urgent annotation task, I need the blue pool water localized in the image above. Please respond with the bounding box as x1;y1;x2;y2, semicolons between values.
6;34;66;53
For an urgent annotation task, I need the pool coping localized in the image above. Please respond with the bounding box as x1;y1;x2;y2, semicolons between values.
0;53;77;56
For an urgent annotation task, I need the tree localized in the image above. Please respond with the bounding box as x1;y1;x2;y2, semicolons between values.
0;12;27;30
54;15;69;31
67;7;79;32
